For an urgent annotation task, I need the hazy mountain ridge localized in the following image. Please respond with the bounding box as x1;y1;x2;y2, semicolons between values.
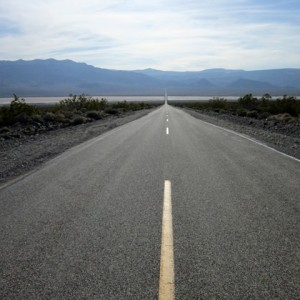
135;67;300;88
0;59;300;96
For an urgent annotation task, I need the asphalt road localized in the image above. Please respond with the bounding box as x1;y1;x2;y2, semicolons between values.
0;104;299;299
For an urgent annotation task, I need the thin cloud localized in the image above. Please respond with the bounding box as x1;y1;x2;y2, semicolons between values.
0;0;299;70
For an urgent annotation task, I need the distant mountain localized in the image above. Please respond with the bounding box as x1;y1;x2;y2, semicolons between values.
188;78;216;88
228;79;277;92
135;67;300;95
0;59;164;97
0;59;300;97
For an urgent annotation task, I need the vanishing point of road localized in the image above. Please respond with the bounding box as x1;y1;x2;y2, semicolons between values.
0;104;299;299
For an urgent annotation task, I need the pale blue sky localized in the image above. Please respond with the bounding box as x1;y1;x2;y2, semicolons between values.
0;0;299;70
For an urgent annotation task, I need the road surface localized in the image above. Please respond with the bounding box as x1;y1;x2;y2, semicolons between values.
0;104;299;299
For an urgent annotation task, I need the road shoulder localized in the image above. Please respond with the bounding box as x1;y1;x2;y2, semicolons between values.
181;108;300;160
0;109;156;186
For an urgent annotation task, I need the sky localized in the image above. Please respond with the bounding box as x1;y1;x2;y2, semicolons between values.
0;0;300;71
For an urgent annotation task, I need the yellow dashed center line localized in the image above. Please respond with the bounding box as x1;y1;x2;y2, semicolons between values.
159;180;175;300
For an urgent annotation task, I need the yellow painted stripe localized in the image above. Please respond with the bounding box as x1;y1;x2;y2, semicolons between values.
159;180;175;300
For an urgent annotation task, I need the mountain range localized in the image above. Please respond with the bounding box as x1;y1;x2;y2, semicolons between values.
1;59;300;97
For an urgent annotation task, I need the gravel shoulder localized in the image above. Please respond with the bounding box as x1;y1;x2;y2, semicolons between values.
182;108;300;160
0;108;156;186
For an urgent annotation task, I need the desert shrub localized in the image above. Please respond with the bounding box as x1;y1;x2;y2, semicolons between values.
0;95;38;125
32;114;44;123
72;116;86;125
0;107;11;126
208;98;228;110
258;112;271;120
85;97;107;111
59;95;108;111
86;110;102;120
256;94;272;112
0;113;4;126
54;113;68;123
14;112;32;124
105;108;119;115
61;111;75;119
271;96;299;117
170;94;300;120
43;112;56;122
246;111;258;119
236;109;247;117
112;101;153;111
238;94;258;110
0;126;11;133
270;113;296;123
10;95;37;116
218;109;228;114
